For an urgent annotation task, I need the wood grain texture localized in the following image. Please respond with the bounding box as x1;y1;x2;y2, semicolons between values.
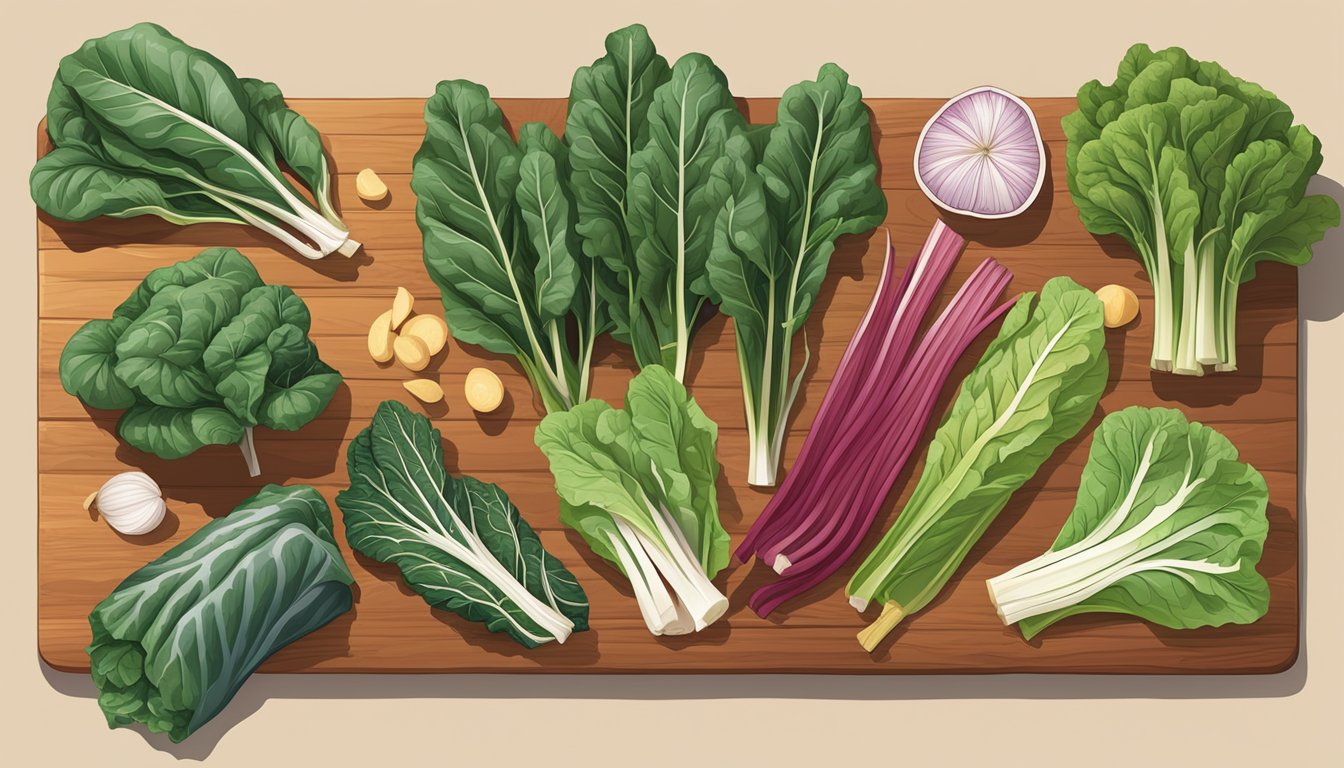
35;98;1299;674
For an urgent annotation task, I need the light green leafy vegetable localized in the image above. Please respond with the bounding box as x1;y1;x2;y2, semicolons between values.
412;81;611;412
30;23;358;259
847;277;1109;651
58;248;341;475
337;401;589;647
535;365;730;636
87;484;354;742
706;64;886;486
1064;43;1338;374
988;407;1270;639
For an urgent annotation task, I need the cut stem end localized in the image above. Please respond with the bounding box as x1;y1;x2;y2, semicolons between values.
857;601;905;653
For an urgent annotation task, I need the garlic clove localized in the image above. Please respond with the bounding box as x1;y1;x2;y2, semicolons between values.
464;367;505;413
96;471;167;536
356;168;389;202
1095;284;1140;328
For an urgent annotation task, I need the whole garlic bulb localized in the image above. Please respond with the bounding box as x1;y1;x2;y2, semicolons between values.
88;472;166;536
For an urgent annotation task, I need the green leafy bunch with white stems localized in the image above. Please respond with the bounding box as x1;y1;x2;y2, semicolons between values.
413;82;612;414
31;23;359;260
704;65;886;486
1064;43;1338;375
987;406;1270;639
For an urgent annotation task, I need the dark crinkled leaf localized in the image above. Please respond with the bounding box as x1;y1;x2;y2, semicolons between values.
59;316;136;410
117;404;245;459
58;249;340;465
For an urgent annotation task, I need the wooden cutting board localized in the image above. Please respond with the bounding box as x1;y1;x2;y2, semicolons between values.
35;98;1300;674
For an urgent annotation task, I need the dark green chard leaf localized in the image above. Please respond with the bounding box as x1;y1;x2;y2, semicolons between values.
706;64;886;486
414;80;528;357
239;77;342;225
55;24;280;203
31;23;356;259
337;401;589;647
412;81;599;412
516;123;583;326
624;53;745;379
87;485;354;742
30;147;241;225
565;24;671;344
59;248;341;474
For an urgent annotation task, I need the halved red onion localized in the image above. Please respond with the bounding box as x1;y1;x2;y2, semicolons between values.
914;86;1046;219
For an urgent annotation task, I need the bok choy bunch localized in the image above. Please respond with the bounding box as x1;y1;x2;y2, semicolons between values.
31;23;359;260
1064;43;1338;375
536;365;731;636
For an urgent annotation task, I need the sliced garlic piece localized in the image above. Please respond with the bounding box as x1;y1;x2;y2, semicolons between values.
355;168;389;202
393;335;431;372
391;287;414;331
464;367;504;412
400;314;449;356
368;309;395;363
403;379;445;403
1096;284;1139;328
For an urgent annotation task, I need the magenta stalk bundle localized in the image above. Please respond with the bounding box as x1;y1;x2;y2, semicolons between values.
736;221;1015;617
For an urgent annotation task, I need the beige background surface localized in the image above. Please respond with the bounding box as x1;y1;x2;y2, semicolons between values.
4;0;1341;764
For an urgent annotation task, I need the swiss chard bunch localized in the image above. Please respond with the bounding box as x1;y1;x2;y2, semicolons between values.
413;83;613;414
59;248;341;476
567;26;746;382
31;23;358;260
1064;43;1338;375
705;65;886;486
